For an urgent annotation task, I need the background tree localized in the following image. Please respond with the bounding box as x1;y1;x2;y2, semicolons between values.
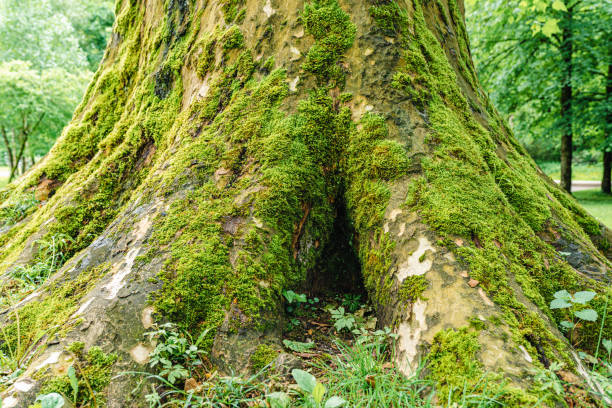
0;0;114;178
466;0;611;193
0;61;89;181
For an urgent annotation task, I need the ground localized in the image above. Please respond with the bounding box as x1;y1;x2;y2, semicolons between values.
573;190;612;228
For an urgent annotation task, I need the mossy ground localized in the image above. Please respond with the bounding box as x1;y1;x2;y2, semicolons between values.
40;342;117;406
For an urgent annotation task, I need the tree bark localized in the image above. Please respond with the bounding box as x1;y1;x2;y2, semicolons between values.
603;63;611;194
0;1;610;406
560;5;574;193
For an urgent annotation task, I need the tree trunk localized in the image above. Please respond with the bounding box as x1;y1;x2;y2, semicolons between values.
560;6;573;194
603;63;611;195
0;1;610;406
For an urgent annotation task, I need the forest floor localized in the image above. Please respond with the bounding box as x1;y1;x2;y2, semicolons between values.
132;289;611;407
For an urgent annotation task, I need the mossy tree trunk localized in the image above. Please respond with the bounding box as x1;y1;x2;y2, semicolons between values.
0;0;610;406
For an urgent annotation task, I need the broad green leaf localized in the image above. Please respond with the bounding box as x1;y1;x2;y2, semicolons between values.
553;290;571;300
534;0;547;12
325;396;348;408
552;1;567;12
572;291;596;305
574;309;598;322
542;18;561;38
292;369;316;393
68;365;78;402
283;339;315;353
267;392;290;408
313;382;326;404
550;298;571;309
560;320;575;329
602;339;612;355
35;393;65;408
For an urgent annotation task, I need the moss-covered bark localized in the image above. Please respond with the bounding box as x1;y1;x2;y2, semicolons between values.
0;0;609;406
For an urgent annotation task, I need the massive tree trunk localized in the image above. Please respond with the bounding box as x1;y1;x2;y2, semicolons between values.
0;0;610;406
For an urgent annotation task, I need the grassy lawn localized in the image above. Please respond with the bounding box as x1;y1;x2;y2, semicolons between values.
574;189;612;228
538;161;602;181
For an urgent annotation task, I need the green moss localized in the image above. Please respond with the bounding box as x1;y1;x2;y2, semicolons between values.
468;316;487;330
302;0;356;85
221;0;245;24
262;56;275;73
0;192;38;227
147;0;360;347
377;0;609;358
222;25;244;50
427;327;538;406
0;263;109;363
398;275;428;302
368;0;409;36
196;36;217;78
427;327;482;396
250;344;279;372
42;344;117;406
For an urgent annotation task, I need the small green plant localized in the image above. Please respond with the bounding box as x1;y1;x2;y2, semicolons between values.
11;234;71;287
68;365;79;404
145;323;210;385
35;393;65;408
283;290;310;313
0;193;38;227
550;289;598;345
602;339;612;359
283;291;319;330
292;369;347;408
329;307;355;332
283;339;316;353
532;361;565;397
341;294;361;313
283;290;307;305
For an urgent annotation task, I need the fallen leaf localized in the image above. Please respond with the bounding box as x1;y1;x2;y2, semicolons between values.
468;279;480;288
365;375;376;387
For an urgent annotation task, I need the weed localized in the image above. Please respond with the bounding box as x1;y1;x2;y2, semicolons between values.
340;294;360;313
145;323;211;385
550;289;598;346
329;307;355;332
532;361;565;397
10;234;71;287
0;193;38;227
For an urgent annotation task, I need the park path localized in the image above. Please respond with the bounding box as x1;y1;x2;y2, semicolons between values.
554;180;601;192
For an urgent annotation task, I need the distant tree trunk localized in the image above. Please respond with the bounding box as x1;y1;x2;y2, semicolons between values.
560;6;574;193
603;63;611;194
0;1;609;406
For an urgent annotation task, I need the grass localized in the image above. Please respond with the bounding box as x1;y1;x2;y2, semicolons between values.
537;162;611;228
574;189;612;228
538;161;602;181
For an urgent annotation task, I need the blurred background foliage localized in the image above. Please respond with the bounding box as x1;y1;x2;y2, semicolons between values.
0;0;114;181
466;0;611;191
